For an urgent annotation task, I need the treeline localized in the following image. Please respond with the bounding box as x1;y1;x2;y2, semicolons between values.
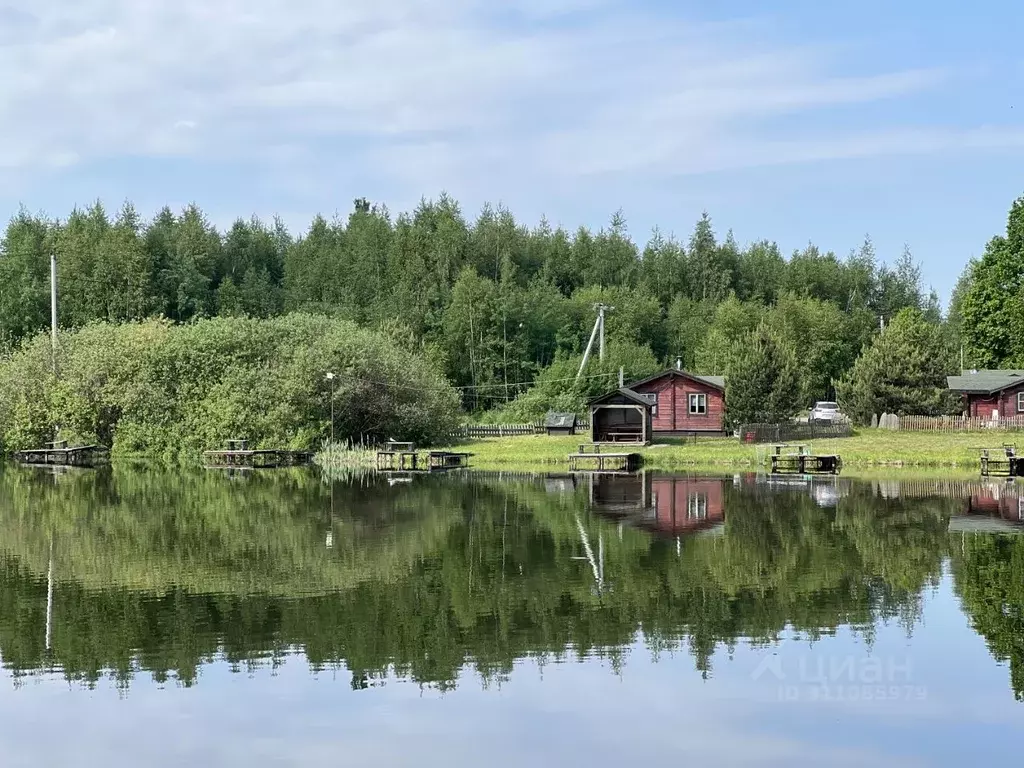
0;314;460;456
0;198;942;415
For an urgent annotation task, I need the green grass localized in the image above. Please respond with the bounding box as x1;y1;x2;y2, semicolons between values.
438;429;1023;473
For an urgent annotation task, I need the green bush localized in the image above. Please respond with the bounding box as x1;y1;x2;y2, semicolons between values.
0;314;460;459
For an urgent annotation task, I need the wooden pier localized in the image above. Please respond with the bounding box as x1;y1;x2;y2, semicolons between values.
766;443;841;475
980;445;1023;477
568;443;643;473
203;439;313;469
14;441;108;468
375;441;472;473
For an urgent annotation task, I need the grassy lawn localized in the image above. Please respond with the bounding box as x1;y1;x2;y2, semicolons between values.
440;429;1022;472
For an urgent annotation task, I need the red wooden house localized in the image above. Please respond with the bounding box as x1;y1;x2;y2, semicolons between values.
947;370;1024;419
627;369;727;436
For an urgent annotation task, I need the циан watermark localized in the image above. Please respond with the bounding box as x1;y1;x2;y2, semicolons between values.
751;653;927;703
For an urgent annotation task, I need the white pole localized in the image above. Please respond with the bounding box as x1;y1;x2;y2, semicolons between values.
598;306;606;362
45;537;54;652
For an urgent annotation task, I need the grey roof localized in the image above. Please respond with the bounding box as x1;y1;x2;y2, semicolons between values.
589;387;655;407
947;370;1024;394
628;369;726;392
544;412;578;428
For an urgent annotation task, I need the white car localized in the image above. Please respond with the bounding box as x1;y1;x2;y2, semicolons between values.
809;401;844;424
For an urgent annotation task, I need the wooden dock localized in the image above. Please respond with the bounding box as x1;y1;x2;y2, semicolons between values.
375;441;472;473
980;445;1023;477
766;443;841;475
568;443;643;472
13;441;108;468
203;439;313;469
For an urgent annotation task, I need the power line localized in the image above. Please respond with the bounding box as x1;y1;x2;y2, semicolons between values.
330;370;620;394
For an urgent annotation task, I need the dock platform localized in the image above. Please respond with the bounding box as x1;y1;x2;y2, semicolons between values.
14;441;107;468
375;442;472;472
980;445;1023;477
766;444;841;475
568;443;643;472
203;439;312;469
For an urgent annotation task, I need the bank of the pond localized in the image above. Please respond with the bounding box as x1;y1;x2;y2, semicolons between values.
437;430;1022;471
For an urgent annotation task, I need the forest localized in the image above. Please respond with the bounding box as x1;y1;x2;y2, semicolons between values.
2;192;1022;429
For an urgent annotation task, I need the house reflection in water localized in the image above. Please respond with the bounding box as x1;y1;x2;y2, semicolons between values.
954;480;1024;533
586;472;726;538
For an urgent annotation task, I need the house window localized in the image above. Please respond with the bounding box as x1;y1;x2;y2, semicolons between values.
689;393;707;415
687;492;708;520
1018;392;1024;414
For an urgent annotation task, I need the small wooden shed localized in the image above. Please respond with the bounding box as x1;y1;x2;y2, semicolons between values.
588;388;654;444
545;412;579;436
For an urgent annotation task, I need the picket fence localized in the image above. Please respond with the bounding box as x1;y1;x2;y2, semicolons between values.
450;421;590;439
897;415;1024;432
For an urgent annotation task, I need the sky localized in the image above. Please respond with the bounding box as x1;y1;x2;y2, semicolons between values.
2;1;1024;303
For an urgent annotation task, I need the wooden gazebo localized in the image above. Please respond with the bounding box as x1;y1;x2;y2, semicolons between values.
588;388;654;444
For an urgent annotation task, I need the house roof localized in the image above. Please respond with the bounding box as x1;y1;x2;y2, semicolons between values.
589;387;656;407
947;370;1024;395
627;369;726;392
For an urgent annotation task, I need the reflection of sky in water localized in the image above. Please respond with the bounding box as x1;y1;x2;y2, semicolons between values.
1;570;1019;767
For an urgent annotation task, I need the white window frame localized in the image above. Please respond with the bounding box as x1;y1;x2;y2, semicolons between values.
687;492;708;520
1017;391;1024;414
689;393;707;415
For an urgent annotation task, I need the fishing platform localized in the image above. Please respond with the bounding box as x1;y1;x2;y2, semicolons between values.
766;443;841;475
375;441;472;473
203;439;313;469
568;443;643;473
13;440;108;468
980;445;1024;477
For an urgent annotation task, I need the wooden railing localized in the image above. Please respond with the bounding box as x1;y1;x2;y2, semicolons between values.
897;415;1024;432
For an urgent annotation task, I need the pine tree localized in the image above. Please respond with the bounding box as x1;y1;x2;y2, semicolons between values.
725;324;801;425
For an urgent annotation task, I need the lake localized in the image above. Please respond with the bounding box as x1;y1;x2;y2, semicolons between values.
0;465;1022;766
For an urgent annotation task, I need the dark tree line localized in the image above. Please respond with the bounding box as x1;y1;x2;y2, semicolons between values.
1;197;941;414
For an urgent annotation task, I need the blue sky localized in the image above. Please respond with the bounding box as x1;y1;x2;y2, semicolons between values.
3;1;1023;302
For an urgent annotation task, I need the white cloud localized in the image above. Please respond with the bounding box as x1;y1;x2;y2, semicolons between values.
0;0;1020;198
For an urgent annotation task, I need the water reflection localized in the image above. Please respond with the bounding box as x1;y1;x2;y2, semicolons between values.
0;465;1022;704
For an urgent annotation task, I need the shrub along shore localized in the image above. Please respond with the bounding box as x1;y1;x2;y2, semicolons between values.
436;431;1021;472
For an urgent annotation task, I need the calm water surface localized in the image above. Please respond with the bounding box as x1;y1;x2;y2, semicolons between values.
1;466;1022;766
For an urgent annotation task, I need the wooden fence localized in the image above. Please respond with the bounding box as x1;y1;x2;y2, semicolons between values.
451;421;590;439
897;415;1024;432
739;422;853;444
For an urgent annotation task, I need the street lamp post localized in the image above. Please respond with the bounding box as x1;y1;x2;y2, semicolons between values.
326;372;336;444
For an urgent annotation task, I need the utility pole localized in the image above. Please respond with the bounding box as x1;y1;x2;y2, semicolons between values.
575;303;614;381
325;372;336;444
50;251;58;375
879;315;885;333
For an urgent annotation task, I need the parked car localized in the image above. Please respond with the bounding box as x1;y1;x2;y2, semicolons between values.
809;401;844;424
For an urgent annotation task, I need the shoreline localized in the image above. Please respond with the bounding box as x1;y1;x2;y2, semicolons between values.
434;431;1022;476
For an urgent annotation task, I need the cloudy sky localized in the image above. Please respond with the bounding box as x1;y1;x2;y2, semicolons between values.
3;0;1023;300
